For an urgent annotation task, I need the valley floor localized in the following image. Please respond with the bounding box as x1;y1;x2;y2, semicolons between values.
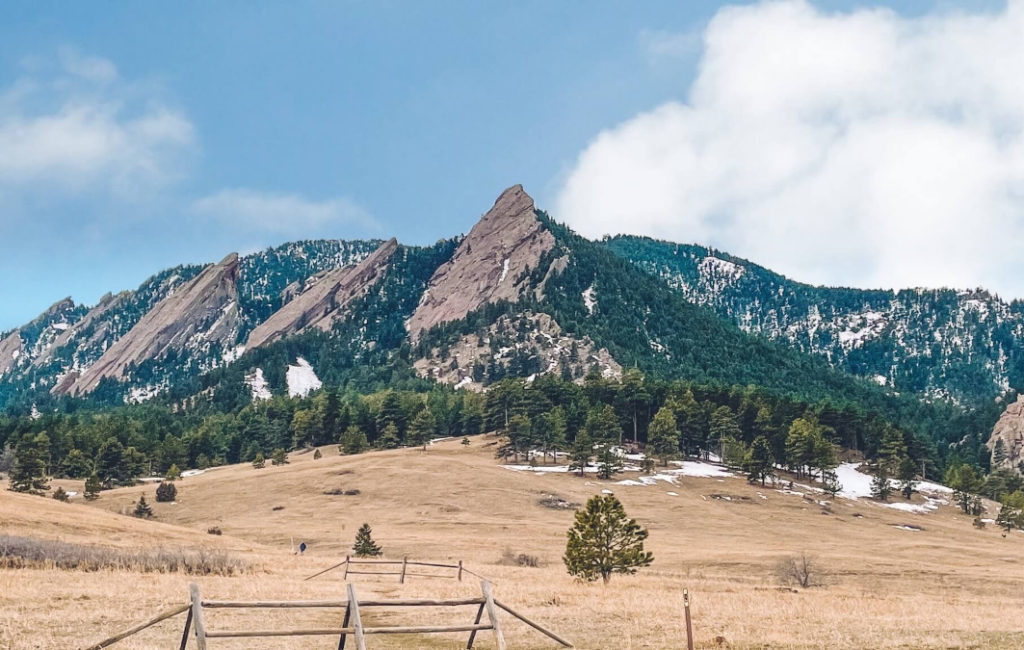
3;436;1024;649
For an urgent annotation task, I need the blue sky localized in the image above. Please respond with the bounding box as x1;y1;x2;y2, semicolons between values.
0;1;1014;330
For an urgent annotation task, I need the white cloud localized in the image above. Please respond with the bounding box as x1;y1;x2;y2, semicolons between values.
557;1;1024;296
192;188;379;236
0;52;193;197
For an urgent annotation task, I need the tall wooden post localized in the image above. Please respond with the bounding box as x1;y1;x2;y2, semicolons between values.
343;555;350;580
346;583;367;650
683;589;694;650
189;583;208;650
458;560;464;581
178;608;193;650
481;580;506;650
400;556;408;584
465;603;486;649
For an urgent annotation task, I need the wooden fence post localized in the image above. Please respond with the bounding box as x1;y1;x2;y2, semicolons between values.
346;583;367;650
178;608;193;650
458;560;463;581
337;600;352;650
465;602;486;649
189;583;208;650
343;555;350;580
683;589;694;650
400;556;408;584
481;580;506;650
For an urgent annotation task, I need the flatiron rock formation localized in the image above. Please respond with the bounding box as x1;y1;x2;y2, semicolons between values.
988;395;1024;472
57;253;241;395
406;185;554;336
246;238;398;349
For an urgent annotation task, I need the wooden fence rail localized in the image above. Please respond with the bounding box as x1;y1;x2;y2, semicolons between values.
83;579;572;649
305;555;486;583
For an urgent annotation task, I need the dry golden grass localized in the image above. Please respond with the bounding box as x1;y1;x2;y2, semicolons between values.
4;435;1024;649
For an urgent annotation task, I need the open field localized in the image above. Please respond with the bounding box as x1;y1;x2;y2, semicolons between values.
3;435;1024;649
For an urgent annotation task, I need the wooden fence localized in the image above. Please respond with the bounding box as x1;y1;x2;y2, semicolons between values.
304;555;486;583
84;580;573;649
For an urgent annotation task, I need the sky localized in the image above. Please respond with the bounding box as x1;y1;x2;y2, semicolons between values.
0;0;1017;330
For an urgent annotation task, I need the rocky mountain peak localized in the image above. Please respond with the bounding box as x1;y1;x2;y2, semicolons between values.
55;252;241;395
987;394;1024;472
406;185;555;336
246;237;398;350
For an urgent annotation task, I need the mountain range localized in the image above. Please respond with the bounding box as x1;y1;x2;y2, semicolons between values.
1;186;1015;454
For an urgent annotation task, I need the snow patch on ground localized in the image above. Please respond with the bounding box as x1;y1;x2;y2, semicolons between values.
454;376;473;390
582;285;596;314
181;469;207;478
246;368;272;401
499;258;510;283
286;358;322;397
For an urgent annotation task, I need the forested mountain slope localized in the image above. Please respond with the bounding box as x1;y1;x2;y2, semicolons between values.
605;236;1024;406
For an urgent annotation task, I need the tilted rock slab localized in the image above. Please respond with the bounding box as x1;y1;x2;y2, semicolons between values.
0;331;22;377
406;184;555;337
246;238;398;350
58;253;241;395
988;394;1024;472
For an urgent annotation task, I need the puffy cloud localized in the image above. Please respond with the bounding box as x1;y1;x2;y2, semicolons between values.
556;1;1024;296
192;188;379;236
0;51;194;197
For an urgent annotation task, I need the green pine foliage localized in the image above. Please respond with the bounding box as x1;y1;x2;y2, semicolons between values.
563;494;653;584
155;482;177;503
84;474;102;500
133;494;153;519
252;453;266;469
353;523;383;557
9;432;50;495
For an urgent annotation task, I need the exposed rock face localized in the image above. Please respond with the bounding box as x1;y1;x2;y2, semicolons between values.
414;311;622;390
0;331;22;377
58;253;241;395
988;395;1024;472
246;238;398;350
36;292;125;368
407;185;554;336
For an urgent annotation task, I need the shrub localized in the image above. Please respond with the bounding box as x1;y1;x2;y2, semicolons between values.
252;453;266;469
271;448;288;466
84;475;102;500
775;552;825;588
501;548;541;567
52;487;69;502
207;527;222;536
0;535;244;574
133;495;153;519
155;482;177;503
313;448;323;460
165;464;181;481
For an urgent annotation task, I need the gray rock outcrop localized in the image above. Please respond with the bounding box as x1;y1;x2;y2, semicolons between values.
406;185;555;337
988;395;1024;472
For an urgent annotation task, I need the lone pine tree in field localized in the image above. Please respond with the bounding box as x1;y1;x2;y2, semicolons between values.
353;523;383;557
133;494;153;518
271;448;288;465
84;474;102;500
252;452;266;469
563;494;653;584
10;432;50;495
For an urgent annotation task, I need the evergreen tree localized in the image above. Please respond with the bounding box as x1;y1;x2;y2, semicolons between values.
84;474;102;500
155;482;177;503
710;406;741;457
898;457;918;499
340;426;369;454
94;437;126;488
252;453;266;469
822;469;842;497
744;435;775;486
993;438;1007;467
618;368;650;444
568;431;593;477
504;413;532;461
539;407;568;463
871;464;892;501
409;408;436;451
461;436;471;446
585;405;621;445
165;464;181;481
377;423;400;449
563;494;653;584
59;449;93;479
996;491;1024;536
595;443;624;480
353;523;383;557
647;407;679;466
133;494;153;518
945;464;984;513
52;486;69;501
271;448;289;465
9;432;50;495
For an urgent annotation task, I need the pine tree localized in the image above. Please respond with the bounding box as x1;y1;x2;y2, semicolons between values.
898;457;918;499
618;368;650;444
377;423;400;449
271;448;288;466
252;453;266;469
568;431;593;477
353;523;383;557
340;426;369;454
461;436;471;446
94;437;126;488
744;435;775;486
595;443;623;480
52;486;69;501
133;494;153;518
871;465;892;501
165;464;182;481
84;474;102;500
155;482;177;503
996;491;1024;536
59;449;93;479
822;469;842;497
993;438;1007;467
647;407;679;467
540;407;568;463
563;494;653;584
409;409;436;451
945;464;983;513
10;432;50;495
313;448;323;460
